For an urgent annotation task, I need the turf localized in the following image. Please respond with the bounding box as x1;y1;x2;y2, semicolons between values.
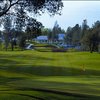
0;50;100;99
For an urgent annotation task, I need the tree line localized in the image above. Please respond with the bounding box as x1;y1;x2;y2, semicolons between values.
65;19;100;52
41;19;100;53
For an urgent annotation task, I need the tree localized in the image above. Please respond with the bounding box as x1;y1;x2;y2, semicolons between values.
81;19;89;38
10;37;17;51
89;21;100;52
41;28;49;35
65;27;72;44
92;20;100;28
18;33;26;50
80;20;90;50
71;24;81;45
13;5;27;50
52;21;60;42
0;0;63;17
0;0;20;17
0;0;63;51
15;5;26;34
0;30;3;50
89;32;100;53
3;15;12;51
81;21;100;52
26;17;43;41
65;24;81;45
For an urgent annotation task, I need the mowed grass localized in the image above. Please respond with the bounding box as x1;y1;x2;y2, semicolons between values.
0;50;100;100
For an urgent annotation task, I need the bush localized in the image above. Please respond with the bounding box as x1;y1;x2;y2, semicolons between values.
52;48;67;52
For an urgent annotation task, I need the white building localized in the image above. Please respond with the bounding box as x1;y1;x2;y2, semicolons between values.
58;34;65;44
35;36;48;43
35;34;65;44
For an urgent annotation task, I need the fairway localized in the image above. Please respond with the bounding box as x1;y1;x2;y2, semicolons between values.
0;51;100;100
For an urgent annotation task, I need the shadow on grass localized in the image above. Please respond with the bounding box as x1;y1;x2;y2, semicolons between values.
0;92;44;100
1;64;100;76
0;58;19;65
0;54;54;62
1;87;100;100
16;87;100;100
0;75;26;85
0;55;100;76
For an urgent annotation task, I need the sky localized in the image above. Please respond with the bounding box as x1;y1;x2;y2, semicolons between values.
36;1;100;30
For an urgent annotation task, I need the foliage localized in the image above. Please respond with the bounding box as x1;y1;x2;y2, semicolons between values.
18;34;26;50
0;0;63;17
25;17;43;40
81;20;100;52
81;19;89;38
48;21;65;41
3;15;12;51
15;5;26;33
64;19;100;52
65;24;81;45
0;0;63;51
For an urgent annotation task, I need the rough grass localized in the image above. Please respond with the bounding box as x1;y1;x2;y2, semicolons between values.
0;50;100;99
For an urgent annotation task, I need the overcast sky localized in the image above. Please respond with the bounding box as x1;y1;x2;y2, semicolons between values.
36;1;100;30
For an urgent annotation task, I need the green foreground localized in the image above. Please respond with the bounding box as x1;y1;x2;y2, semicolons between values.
0;50;100;100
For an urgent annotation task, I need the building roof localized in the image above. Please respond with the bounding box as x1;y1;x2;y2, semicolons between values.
36;36;48;40
58;34;65;40
36;34;65;41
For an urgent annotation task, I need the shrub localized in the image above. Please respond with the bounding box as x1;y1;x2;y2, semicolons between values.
52;48;67;52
